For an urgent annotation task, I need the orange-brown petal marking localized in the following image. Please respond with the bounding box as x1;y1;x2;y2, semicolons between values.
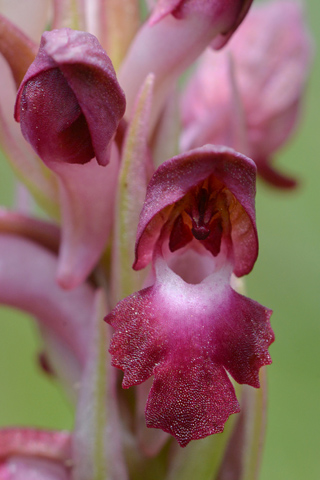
169;181;231;258
134;146;258;275
169;214;193;252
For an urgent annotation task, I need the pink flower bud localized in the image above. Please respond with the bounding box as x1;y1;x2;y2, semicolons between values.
181;1;312;188
150;0;253;49
120;0;253;128
15;28;126;166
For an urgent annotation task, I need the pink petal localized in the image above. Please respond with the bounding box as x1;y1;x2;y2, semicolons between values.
107;283;239;447
211;290;273;388
147;356;239;447
257;157;297;190
119;0;252;129
54;148;119;289
181;1;312;188
150;0;253;33
14;29;126;286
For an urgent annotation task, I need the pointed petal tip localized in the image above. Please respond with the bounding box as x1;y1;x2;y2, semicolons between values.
56;264;85;291
257;160;298;190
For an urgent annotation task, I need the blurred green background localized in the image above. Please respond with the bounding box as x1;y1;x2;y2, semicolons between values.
0;1;319;479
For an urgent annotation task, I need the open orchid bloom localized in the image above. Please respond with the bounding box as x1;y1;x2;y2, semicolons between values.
106;146;274;447
180;0;313;188
0;0;312;478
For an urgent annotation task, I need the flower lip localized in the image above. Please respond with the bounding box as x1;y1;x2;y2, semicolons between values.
107;252;274;446
133;145;258;278
15;28;126;166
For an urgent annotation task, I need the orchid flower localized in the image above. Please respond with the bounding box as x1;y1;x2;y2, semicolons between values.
0;0;312;479
180;0;313;188
106;145;274;447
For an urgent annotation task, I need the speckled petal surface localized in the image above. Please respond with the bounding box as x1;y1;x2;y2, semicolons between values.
107;255;273;446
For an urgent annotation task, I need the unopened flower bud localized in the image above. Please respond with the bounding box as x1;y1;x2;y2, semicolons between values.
15;28;126;166
181;1;312;188
150;0;253;49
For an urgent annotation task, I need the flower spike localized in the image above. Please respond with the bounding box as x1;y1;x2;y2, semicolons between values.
107;146;274;446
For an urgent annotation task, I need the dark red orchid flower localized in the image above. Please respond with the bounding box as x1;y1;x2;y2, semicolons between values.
106;145;274;447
